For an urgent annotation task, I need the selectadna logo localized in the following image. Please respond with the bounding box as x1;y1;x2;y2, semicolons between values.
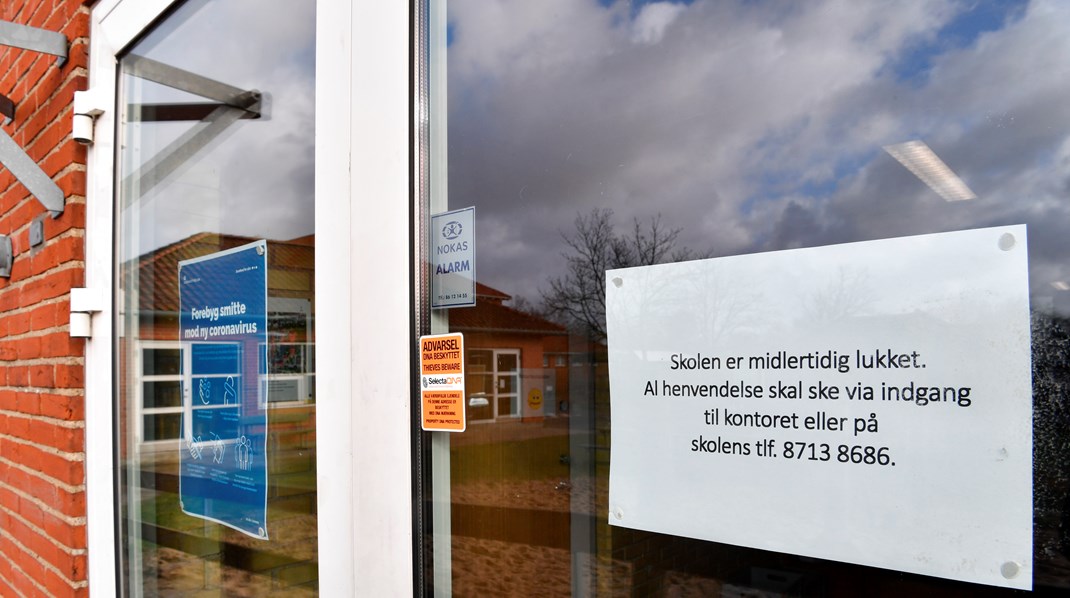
442;221;463;240
424;376;462;386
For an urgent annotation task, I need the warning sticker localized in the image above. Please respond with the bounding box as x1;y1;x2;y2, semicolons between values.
420;333;466;432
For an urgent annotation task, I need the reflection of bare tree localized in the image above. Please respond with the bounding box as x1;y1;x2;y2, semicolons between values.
542;208;699;339
804;266;870;323
678;260;760;345
1032;312;1070;563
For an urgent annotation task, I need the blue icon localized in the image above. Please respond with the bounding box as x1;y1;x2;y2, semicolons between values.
442;221;463;239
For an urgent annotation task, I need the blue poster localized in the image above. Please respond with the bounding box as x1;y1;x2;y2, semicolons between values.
178;240;269;539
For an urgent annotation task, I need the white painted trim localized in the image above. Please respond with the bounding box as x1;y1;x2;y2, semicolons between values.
316;1;414;595
313;1;354;593
88;1;415;595
84;2;193;596
93;0;179;55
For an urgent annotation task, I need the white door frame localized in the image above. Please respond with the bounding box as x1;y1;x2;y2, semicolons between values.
84;1;414;595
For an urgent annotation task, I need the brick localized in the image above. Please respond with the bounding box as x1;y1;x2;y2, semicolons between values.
0;463;84;519
37;393;83;421
1;416;81;453
14;392;39;415
43;3;71;38
19;268;82;307
6;313;31;336
24;55;50;97
14;336;41;360
43;515;85;551
28;301;60;330
31;236;84;276
25;0;46;27
26;116;68;160
43;332;83;358
9;1;28;20
15;97;50;144
55;168;87;197
3;414;29;439
39;137;84;179
0;527;79;596
0;441;82;487
0;200;38;236
8;255;32;282
53;364;83;389
29;364;53;387
7;366;28;386
43;202;86;238
0;3;91;593
59;6;90;35
4;511;84;583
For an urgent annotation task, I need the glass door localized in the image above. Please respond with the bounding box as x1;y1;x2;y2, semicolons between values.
422;0;1070;595
114;0;318;594
494;351;519;419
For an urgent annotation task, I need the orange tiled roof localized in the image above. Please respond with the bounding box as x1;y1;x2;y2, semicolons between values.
133;232;313;313
450;283;565;336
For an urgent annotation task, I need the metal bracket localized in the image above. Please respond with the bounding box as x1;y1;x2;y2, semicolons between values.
0;124;64;216
121;55;266;197
0;235;12;278
0;93;13;125
0;21;70;216
0;20;68;67
123;56;263;118
30;213;45;247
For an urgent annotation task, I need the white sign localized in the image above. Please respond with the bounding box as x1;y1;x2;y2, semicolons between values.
432;207;476;308
606;226;1033;590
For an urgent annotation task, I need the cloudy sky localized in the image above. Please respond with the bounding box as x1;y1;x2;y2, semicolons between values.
119;0;315;261
446;0;1070;312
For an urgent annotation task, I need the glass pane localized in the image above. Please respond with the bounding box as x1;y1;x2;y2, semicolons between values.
429;0;1070;595
495;395;515;418
143;380;181;409
115;0;317;595
143;413;182;442
496;353;517;373
143;348;180;376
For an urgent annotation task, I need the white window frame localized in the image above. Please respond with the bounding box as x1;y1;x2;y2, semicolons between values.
135;340;183;449
85;1;413;595
468;347;522;423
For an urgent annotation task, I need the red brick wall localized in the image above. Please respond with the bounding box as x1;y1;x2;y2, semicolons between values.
0;1;91;596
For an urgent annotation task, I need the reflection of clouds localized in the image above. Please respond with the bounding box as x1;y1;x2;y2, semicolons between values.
121;0;315;258
631;2;687;45
448;0;1070;311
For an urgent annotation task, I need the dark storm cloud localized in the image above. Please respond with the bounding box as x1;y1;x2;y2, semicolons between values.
446;0;1070;304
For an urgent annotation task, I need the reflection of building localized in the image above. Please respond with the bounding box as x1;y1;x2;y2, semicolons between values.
113;231;320;591
126;232;316;448
449;283;569;423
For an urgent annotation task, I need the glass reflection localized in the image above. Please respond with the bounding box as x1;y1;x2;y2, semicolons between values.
438;0;1070;595
116;0;317;595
